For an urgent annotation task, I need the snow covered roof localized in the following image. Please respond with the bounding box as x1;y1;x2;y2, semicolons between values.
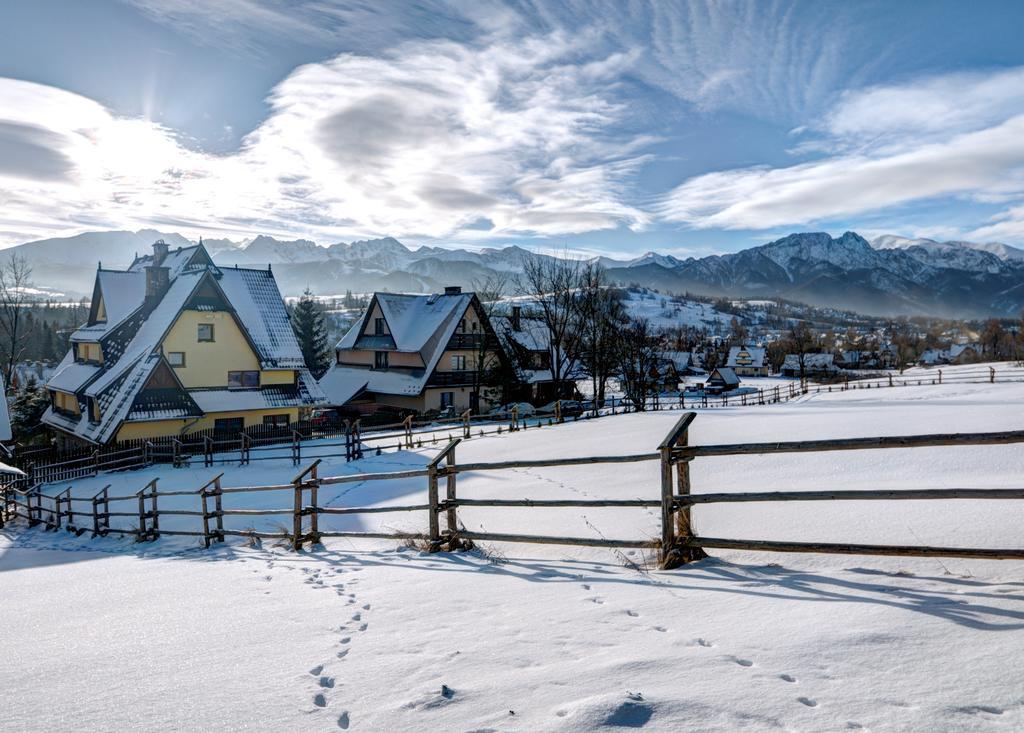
71;270;148;342
726;345;766;369
662;351;693;371
322;291;476;403
492;314;551;353
782;353;836;370
338;292;472;353
188;372;324;414
217;268;305;368
707;367;740;385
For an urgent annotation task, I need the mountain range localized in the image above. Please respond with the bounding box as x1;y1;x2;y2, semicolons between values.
8;229;1024;318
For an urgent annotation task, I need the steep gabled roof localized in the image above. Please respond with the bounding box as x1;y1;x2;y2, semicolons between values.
321;291;476;403
72;270;147;342
726;345;767;369
337;292;472;353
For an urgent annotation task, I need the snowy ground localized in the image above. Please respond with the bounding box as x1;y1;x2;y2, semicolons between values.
3;369;1024;731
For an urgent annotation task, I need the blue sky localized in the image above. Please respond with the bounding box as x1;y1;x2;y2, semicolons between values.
3;0;1024;257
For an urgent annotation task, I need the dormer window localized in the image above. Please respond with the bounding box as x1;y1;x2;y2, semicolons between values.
374;351;389;370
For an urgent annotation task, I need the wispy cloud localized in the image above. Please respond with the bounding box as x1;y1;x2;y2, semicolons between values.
659;66;1024;234
0;30;650;245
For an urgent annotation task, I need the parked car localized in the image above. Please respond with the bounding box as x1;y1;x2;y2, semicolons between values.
309;408;342;425
683;385;705;396
538;399;585;417
488;402;536;417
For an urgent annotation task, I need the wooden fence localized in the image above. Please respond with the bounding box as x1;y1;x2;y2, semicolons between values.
3;412;1023;567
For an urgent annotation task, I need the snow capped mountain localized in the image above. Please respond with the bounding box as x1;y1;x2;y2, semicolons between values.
7;227;1024;317
872;234;1024;267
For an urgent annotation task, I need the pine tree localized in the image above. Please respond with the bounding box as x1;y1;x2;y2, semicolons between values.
292;288;331;378
10;376;50;441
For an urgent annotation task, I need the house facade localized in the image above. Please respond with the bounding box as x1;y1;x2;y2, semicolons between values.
726;345;769;376
705;367;740;395
43;240;324;446
491;305;579;404
318;287;507;415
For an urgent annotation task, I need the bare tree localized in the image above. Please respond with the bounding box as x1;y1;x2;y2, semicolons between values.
575;264;623;413
617;317;660;412
518;252;583;400
469;273;513;408
0;253;34;385
786;320;816;381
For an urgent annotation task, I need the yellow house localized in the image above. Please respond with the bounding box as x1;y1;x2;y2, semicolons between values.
44;240;324;446
318;287;507;415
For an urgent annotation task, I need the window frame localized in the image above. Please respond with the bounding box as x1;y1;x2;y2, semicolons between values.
440;391;454;409
374;351;389;370
167;351;186;368
197;323;215;342
262;414;290;428
374;317;386;335
228;370;260;389
451;354;466;371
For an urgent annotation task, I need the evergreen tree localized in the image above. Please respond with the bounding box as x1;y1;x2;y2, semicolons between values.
292;288;331;378
10;376;50;442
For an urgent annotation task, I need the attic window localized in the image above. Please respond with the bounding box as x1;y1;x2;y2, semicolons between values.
374;351;389;370
228;370;259;388
198;323;215;342
374;317;386;335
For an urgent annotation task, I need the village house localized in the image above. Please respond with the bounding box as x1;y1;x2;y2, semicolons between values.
725;345;769;377
43;240;324;446
491;305;582;404
318;287;508;416
780;353;836;378
704;367;741;395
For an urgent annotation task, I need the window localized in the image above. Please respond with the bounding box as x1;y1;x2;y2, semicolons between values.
374;351;389;369
197;323;215;342
167;351;186;367
374;317;386;335
228;370;260;388
440;391;454;408
214;417;244;434
263;414;290;428
471;321;479;332
451;355;466;371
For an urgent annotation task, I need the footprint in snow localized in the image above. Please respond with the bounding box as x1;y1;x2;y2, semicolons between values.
362;603;370;610
798;697;818;708
358;623;368;632
351;612;361;621
581;584;591;591
309;664;324;676
339;637;351;645
313;693;327;708
319;676;335;689
729;656;754;667
337;711;350;729
780;674;797;683
625;610;639;617
652;626;667;633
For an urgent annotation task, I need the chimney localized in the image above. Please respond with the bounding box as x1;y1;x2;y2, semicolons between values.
145;264;170;304
152;239;169;265
444;286;462;296
511;305;521;331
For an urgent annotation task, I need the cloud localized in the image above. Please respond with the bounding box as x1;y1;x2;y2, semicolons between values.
660;66;1024;234
0;31;650;245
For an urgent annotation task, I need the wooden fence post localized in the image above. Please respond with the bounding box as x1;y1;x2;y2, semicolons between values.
91;485;110;536
241;433;251;465
426;439;461;552
462;409;471;438
172;438;182;468
510;405;519;432
403;415;413;449
290;459;322;551
198;473;225;548
555;400;563;424
291;430;302;466
203;436;213;467
938;369;943;385
658;412;705;569
990;367;996;383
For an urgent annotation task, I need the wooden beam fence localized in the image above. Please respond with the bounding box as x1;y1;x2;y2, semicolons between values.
5;412;1024;568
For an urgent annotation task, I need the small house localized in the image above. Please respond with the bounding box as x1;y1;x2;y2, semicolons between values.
705;367;740;395
726;345;769;377
319;287;508;415
780;353;836;377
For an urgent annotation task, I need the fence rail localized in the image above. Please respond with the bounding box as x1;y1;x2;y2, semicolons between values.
3;412;1023;566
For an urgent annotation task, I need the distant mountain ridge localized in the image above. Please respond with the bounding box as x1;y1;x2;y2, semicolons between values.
8;228;1024;317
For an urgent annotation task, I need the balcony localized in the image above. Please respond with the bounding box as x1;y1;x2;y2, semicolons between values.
446;333;497;350
427;369;478;387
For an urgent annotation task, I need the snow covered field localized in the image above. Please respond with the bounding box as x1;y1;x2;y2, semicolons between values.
3;370;1024;731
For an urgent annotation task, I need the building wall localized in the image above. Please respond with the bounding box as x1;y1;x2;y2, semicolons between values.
161;310;263;387
373;386;498;414
362;303;389;335
115;406;301;441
